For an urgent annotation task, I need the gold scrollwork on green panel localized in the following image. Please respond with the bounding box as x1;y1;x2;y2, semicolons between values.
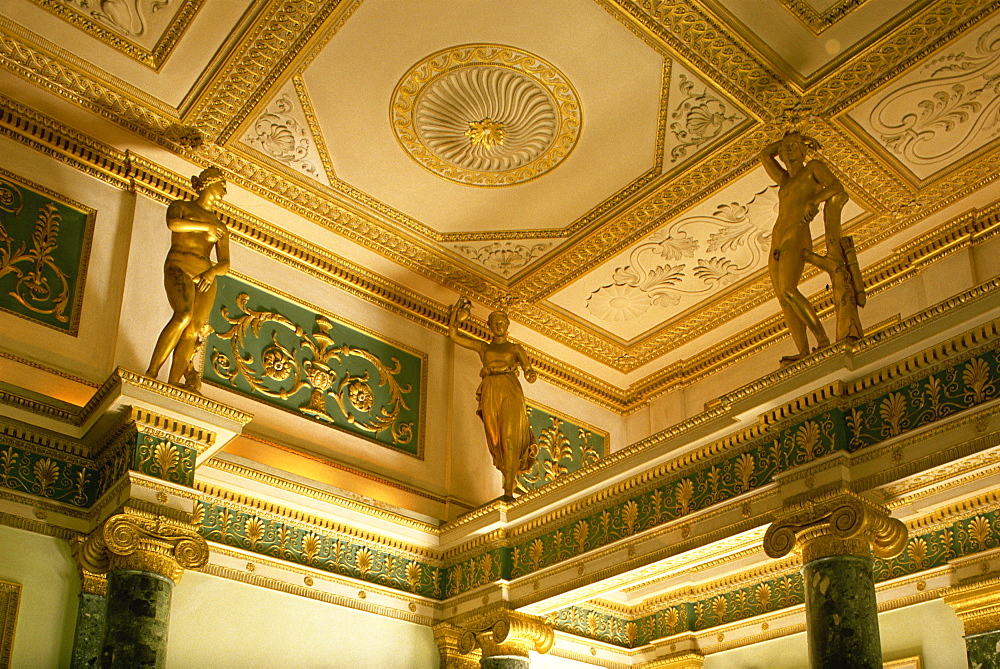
516;404;607;494
205;276;423;456
0;169;95;334
132;434;196;487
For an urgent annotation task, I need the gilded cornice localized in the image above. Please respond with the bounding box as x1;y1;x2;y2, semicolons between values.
202;555;435;627
195;481;440;561
775;0;871;35
0;418;91;460
807;0;1000;115
203;454;444;534
0;348;100;388
26;0;204;70
611;0;796;116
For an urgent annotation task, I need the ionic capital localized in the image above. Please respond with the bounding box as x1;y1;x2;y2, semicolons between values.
433;623;480;669
457;608;553;660
74;510;209;583
763;490;907;563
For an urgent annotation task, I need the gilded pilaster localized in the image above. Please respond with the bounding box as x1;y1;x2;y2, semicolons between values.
763;490;907;669
454;607;554;668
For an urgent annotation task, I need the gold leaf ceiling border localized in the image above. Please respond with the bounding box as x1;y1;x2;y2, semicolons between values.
3;96;999;416
293;73;336;180
187;0;361;143
27;0;204;70
774;0;871;35
803;0;999;114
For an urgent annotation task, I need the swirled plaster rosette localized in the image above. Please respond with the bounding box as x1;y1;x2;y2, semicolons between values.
391;44;582;187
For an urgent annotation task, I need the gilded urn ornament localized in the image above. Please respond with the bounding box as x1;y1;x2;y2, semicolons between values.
447;297;538;497
146;167;231;391
761;131;864;365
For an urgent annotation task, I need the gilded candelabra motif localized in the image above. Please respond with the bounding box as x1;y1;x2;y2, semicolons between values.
0;173;93;332
209;291;415;447
516;410;603;494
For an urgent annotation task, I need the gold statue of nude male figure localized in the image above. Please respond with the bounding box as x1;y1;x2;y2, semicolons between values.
761;132;865;365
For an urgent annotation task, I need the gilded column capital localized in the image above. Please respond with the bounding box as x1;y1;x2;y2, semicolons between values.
456;608;554;660
74;510;209;583
945;579;1000;636
763;490;907;563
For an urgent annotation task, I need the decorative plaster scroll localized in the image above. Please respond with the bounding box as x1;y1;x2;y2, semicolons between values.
855;18;1000;179
450;240;557;279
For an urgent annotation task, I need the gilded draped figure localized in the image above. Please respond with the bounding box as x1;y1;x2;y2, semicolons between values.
146;167;231;391
448;297;538;497
761;132;864;365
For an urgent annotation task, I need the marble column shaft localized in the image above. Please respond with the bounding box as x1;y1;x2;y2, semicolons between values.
481;656;530;669
100;570;173;669
70;590;106;669
802;554;881;669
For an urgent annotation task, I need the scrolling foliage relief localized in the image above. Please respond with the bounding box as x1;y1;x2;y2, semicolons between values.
205;277;422;455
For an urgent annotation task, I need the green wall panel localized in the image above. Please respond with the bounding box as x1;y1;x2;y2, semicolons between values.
0;169;95;333
205;275;424;456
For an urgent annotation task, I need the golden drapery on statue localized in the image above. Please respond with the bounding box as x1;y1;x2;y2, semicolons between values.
146;167;231;391
448;297;538;498
761;131;865;365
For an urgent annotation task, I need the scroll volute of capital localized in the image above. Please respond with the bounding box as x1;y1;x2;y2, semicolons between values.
763;497;908;562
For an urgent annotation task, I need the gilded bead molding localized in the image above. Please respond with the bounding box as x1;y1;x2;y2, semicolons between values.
763;490;907;563
457;607;554;659
74;510;209;583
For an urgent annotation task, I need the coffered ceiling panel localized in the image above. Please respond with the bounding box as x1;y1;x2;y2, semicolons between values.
845;14;1000;183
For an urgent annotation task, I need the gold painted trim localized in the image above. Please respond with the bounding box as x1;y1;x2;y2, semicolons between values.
0;579;20;668
292;74;336;180
0;348;100;388
27;0;204;70
195;481;441;561
204;449;446;533
203;546;436;627
776;0;871;35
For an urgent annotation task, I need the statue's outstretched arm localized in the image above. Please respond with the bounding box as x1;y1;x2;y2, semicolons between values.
447;298;484;352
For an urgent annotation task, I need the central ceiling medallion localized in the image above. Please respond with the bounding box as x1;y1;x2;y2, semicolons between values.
391;44;582;187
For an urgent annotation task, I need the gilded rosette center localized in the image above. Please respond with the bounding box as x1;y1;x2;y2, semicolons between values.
391;44;582;186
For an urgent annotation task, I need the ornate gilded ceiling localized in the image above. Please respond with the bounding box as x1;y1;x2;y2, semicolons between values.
2;0;1000;388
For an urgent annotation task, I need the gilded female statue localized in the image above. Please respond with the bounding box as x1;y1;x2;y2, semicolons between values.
448;297;538;498
146;167;231;390
761;132;863;365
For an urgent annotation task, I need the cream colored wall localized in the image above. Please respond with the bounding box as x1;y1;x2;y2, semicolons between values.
0;524;78;669
166;570;438;668
701;600;967;669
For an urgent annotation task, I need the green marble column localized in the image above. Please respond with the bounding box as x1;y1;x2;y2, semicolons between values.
802;554;881;669
70;590;106;669
100;570;174;669
481;657;530;669
965;629;1000;668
